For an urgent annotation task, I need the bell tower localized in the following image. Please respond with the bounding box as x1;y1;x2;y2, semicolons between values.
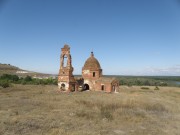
58;44;76;91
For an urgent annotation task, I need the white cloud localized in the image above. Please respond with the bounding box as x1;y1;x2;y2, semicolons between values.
114;65;180;76
140;65;180;76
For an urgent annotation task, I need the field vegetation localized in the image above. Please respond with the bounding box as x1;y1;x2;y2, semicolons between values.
0;84;180;135
0;74;57;88
106;75;180;87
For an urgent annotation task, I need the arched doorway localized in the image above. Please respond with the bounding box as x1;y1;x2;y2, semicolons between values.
61;83;65;90
83;84;89;91
112;85;115;91
71;84;75;92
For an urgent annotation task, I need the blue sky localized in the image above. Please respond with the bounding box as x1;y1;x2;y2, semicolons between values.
0;0;180;75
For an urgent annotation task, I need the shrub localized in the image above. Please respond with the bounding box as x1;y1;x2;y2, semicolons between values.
141;87;149;90
0;74;11;80
154;86;160;90
0;74;19;82
24;76;32;82
21;80;27;85
127;83;132;87
33;79;40;85
0;74;58;86
0;80;10;88
160;82;168;86
144;80;150;86
53;79;58;85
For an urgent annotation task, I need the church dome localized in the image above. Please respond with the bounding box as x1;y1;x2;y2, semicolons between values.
83;52;101;70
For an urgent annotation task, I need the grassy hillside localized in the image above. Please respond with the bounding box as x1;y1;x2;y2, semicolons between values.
0;63;20;75
0;85;179;135
0;63;52;78
0;63;20;70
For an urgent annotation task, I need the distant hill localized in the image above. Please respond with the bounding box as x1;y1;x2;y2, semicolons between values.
0;63;21;75
0;64;20;70
0;63;56;78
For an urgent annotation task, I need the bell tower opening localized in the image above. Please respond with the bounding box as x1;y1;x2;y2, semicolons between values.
63;55;68;67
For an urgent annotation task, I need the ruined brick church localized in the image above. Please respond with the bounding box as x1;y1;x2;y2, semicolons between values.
58;45;119;92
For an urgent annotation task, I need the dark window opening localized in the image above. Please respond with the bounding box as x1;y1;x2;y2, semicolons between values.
101;85;104;91
93;72;95;77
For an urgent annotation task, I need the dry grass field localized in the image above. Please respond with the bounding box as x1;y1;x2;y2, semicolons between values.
0;85;180;135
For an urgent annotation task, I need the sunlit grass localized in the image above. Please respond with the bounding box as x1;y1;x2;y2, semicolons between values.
0;85;179;135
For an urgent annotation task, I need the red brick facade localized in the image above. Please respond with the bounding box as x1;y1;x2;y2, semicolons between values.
58;45;76;91
58;45;119;92
82;52;119;92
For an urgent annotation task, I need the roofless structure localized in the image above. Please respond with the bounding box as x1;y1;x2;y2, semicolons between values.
58;45;76;91
82;52;119;92
58;44;119;92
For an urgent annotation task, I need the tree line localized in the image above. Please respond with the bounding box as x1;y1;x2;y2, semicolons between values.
0;74;57;88
1;74;179;88
112;76;170;86
119;78;168;86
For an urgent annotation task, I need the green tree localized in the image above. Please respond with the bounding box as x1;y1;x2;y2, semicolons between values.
24;76;32;82
11;75;19;82
144;80;150;86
